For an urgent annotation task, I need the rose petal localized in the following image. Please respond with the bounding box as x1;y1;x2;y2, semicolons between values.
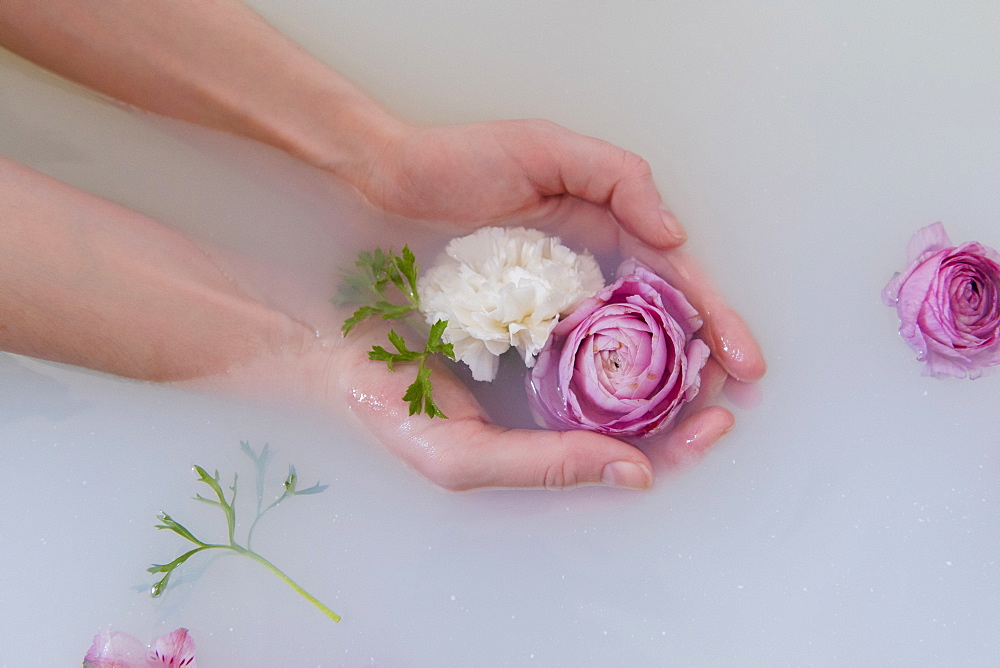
905;221;952;266
528;259;708;437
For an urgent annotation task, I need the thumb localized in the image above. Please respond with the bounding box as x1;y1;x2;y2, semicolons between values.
413;419;654;491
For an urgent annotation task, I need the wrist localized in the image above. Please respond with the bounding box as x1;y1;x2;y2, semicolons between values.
257;74;412;194
313;98;411;191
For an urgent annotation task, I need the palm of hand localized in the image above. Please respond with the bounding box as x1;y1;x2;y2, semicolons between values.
324;315;732;491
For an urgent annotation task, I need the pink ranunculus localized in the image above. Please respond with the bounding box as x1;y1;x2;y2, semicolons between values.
84;628;196;667
883;222;1000;379
526;259;711;438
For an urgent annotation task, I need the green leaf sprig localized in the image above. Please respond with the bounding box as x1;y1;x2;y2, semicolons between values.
338;246;455;418
339;246;421;334
148;442;340;623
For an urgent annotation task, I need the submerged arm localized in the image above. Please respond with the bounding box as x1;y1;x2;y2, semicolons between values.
0;156;309;381
0;155;671;491
0;0;400;186
0;0;689;250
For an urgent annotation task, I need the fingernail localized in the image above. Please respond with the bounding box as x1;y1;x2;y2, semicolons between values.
601;461;652;490
659;206;687;243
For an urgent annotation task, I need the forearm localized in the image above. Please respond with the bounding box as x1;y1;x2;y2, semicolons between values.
0;0;403;186
0;156;310;382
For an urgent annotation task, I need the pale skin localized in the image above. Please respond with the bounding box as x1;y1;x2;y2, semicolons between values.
0;0;765;491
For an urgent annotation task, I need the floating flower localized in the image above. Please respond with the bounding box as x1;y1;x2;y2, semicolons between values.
83;628;196;667
882;222;1000;378
526;259;710;438
419;226;604;381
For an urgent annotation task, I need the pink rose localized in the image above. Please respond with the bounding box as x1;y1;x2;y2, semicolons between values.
526;259;710;438
883;222;1000;378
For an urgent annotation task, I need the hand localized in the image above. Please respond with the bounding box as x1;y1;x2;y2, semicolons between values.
333;120;765;490
358;119;687;250
355;118;764;377
320;315;737;491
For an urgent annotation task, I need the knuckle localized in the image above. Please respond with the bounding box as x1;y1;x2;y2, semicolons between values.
620;149;652;178
542;460;579;489
542;434;588;489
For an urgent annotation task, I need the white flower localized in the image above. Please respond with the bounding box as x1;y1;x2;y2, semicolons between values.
418;227;604;382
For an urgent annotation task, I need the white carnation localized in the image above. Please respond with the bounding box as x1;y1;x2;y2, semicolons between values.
418;227;605;382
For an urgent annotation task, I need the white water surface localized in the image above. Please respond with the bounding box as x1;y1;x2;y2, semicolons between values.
2;1;999;665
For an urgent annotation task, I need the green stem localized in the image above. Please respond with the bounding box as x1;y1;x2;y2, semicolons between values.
245;512;264;552
246;494;288;551
234;546;341;623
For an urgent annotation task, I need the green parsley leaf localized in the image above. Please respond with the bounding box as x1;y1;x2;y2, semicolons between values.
336;245;423;335
338;245;453;419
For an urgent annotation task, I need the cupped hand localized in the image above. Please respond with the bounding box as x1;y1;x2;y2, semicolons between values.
358;119;687;250
332;118;765;490
320;315;735;492
357;117;764;383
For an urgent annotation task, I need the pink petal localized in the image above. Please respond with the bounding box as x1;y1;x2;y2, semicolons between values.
617;260;703;336
147;628;197;667
905;221;952;266
83;631;148;667
883;223;953;306
894;251;946;356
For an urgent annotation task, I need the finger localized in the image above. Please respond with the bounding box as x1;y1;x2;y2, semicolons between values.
644;405;735;471
687;356;730;413
412;419;655;491
610;172;688;250
335;327;653;491
637;357;730;471
518;121;686;249
622;241;767;382
398;358;731;491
